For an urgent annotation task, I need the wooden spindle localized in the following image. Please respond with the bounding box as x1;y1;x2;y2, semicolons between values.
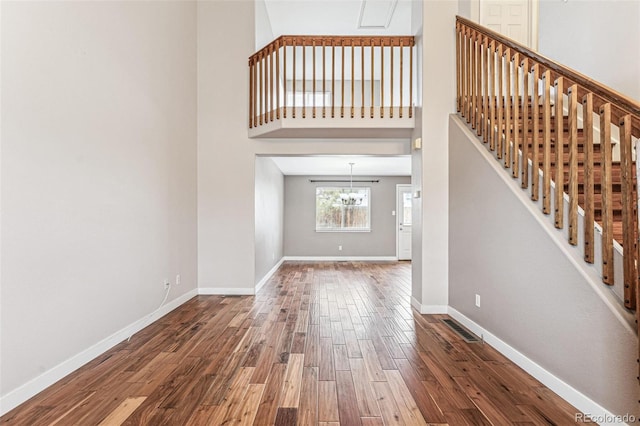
503;48;511;168
399;40;404;118
496;44;504;160
521;58;529;188
409;38;413;118
542;69;551;214
371;38;374;119
620;114;637;308
283;39;287;119
332;41;335;118
313;39;316;118
390;39;394;119
470;31;476;127
467;28;473;122
531;63;540;201
269;45;273;121
322;40;326;118
249;60;254;128
276;42;280;120
600;103;614;284
302;41;306;118
475;31;482;134
380;42;384;118
361;39;365;118
583;93;595;263
351;39;355;119
461;27;468;119
482;36;489;142
259;53;263;125
292;42;296;118
554;77;564;228
512;52;520;177
341;39;345;118
456;22;461;112
567;84;579;245
488;40;496;151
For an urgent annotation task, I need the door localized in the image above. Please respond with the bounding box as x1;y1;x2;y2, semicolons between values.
397;185;412;261
480;1;532;48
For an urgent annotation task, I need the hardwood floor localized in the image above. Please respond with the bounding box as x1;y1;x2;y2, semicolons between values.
1;262;580;425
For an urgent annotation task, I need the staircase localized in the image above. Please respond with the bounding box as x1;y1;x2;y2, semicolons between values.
455;15;640;381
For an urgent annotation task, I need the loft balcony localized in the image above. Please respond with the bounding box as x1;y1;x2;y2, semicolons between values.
248;35;416;139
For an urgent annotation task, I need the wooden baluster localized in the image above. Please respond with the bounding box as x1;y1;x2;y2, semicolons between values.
390;39;394;119
470;31;476;128
456;22;461;112
467;28;473;122
269;45;273;121
475;31;482;134
409;38;413;118
620;114;637;308
554;77;564;228
488;41;496;151
380;41;384;118
302;40;306;118
312;39;316;118
531;63;540;201
249;59;254;128
600;103;614;284
512;52;520;177
292;42;296;118
276;41;280;120
322;39;326;118
542;69;551;214
361;39;365;118
503;48;511;168
460;27;467;119
371;38;374;119
351;38;355;119
521;58;529;188
496;44;503;159
332;40;335;118
399;39;404;119
341;38;345;118
259;52;263;125
482;35;489;142
582;93;595;263
283;39;287;119
567;84;579;245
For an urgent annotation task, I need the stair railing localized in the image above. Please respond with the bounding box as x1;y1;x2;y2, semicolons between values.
248;36;415;128
455;16;640;326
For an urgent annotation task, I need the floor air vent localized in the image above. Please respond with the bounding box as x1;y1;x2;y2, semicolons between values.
441;318;481;343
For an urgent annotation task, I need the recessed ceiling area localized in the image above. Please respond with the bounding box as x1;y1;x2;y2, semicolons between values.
263;0;412;37
268;155;411;176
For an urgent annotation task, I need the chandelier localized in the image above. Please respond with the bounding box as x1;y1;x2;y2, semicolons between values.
340;163;364;206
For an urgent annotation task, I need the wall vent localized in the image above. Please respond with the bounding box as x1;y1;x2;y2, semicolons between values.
441;318;481;343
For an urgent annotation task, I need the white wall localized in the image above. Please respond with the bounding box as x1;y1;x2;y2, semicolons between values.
255;157;284;283
283;175;410;257
538;0;640;102
1;0;197;402
449;115;639;418
255;0;274;50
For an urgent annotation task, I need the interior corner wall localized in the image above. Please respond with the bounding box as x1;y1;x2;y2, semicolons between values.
283;175;410;257
255;157;284;283
197;1;256;293
1;0;197;399
449;116;640;418
538;0;640;102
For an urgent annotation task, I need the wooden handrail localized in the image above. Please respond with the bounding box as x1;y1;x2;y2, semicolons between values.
456;16;640;119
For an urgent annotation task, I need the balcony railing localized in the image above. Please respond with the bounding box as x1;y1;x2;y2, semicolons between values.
248;35;415;131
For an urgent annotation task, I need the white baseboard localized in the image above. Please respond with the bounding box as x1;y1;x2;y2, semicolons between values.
283;256;398;262
410;297;448;314
447;307;622;426
198;287;255;296
255;257;284;293
0;289;198;416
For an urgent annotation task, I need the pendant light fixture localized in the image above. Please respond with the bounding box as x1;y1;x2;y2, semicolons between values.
340;162;364;206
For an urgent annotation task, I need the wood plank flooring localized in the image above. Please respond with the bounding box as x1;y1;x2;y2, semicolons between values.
1;261;580;425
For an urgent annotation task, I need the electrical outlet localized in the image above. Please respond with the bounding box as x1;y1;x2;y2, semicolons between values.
392;210;396;216
338;245;343;251
475;294;481;308
176;274;181;286
164;279;170;290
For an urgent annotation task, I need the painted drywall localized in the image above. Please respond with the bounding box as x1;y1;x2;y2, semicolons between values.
538;0;640;102
284;175;409;256
255;157;284;284
1;0;197;400
255;0;274;50
449;116;640;418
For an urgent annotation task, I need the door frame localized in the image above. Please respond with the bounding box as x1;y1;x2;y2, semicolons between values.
470;0;539;50
396;184;412;260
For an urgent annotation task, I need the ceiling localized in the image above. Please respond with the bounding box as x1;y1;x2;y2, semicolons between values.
268;155;411;176
264;0;413;37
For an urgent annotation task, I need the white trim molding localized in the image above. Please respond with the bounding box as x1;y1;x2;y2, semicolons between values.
198;287;255;296
410;297;448;314
447;307;623;426
282;256;398;262
255;257;285;293
0;289;198;416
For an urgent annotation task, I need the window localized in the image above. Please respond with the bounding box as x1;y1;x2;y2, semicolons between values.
315;187;371;232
